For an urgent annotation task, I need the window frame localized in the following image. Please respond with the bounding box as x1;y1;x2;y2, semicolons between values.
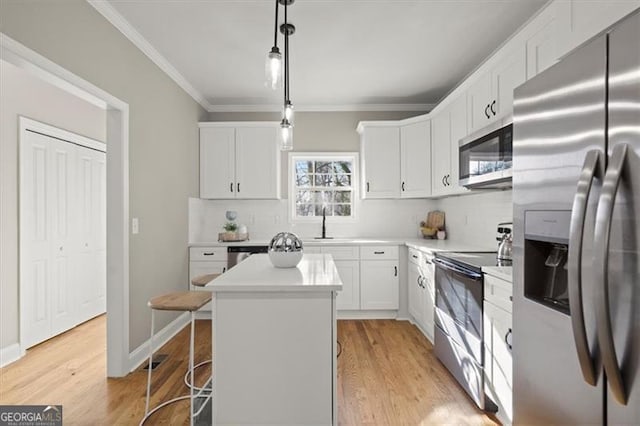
288;152;359;223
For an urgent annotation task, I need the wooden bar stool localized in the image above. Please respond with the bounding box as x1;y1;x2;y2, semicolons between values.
142;291;212;426
190;273;220;288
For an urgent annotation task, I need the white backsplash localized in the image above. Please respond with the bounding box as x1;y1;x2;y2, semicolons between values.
435;190;513;247
189;190;513;246
189;197;436;242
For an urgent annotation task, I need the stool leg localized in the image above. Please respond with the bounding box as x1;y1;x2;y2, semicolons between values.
145;309;155;415
190;311;195;426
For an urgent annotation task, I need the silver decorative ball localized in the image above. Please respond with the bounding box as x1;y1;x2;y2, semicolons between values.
268;232;303;268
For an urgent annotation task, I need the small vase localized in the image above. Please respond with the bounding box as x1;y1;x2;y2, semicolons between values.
436;230;446;240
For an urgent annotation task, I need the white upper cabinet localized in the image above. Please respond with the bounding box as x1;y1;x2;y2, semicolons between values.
235;127;280;199
556;0;640;58
359;124;401;199
449;94;469;195
467;73;493;133
431;109;451;196
525;5;563;79
490;47;527;120
431;94;468;197
468;47;526;133
400;120;431;198
199;123;280;200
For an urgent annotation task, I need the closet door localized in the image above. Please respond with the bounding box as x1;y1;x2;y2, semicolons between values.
93;150;107;314
49;138;78;336
20;131;53;348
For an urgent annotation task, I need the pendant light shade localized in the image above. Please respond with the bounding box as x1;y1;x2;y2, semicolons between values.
280;119;293;151
284;100;294;123
265;47;282;90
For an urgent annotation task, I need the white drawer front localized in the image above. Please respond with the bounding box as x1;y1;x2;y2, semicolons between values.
408;248;422;265
303;246;322;254
321;246;359;260
484;275;513;313
190;246;228;261
360;245;399;260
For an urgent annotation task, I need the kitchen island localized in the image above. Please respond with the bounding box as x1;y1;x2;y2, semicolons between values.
205;253;342;426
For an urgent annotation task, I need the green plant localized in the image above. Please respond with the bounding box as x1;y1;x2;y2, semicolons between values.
223;222;238;232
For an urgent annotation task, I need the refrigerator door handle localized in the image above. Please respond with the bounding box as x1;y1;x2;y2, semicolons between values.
594;143;629;405
568;149;601;386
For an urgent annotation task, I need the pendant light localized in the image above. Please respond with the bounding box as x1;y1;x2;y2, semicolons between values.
265;0;282;90
280;0;295;150
268;0;295;150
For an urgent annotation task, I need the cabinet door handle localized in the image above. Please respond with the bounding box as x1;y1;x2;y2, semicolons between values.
491;100;496;116
442;175;446;186
394;266;398;277
203;252;215;256
484;104;491;118
237;182;240;193
417;275;422;287
374;251;385;255
412;254;418;259
505;328;513;351
402;181;405;192
446;174;451;186
222;267;227;273
366;182;370;192
230;182;234;192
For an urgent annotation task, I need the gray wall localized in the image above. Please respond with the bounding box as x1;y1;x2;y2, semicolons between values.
1;0;207;351
0;59;107;350
209;111;422;194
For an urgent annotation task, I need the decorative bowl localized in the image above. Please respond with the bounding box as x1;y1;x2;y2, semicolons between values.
268;232;303;268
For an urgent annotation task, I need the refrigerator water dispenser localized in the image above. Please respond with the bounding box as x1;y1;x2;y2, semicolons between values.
524;210;572;315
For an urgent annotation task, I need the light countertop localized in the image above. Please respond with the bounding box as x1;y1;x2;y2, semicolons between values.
482;266;513;282
205;253;343;292
190;237;494;253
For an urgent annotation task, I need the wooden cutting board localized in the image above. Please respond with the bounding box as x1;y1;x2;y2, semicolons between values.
426;211;445;230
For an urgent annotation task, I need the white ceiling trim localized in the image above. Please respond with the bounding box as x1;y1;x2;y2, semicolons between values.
208;103;435;113
88;0;213;111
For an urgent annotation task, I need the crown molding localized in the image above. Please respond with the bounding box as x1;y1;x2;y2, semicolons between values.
87;0;213;111
207;103;435;113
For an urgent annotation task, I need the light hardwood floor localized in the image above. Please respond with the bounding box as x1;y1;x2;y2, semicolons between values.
0;316;498;425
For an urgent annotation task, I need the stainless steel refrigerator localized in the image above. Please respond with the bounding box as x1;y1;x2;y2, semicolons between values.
513;8;639;425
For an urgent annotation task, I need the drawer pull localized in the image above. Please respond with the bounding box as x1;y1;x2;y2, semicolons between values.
510;295;513;302
412;254;418;259
374;251;385;255
203;252;215;256
394;266;398;276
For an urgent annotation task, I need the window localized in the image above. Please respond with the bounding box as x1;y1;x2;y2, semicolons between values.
290;153;357;221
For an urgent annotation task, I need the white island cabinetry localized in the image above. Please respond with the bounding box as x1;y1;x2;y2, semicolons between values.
206;253;341;426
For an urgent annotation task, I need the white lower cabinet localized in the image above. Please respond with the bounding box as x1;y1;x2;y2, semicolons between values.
334;260;360;310
483;272;513;425
189;247;228;313
407;248;435;343
360;260;399;310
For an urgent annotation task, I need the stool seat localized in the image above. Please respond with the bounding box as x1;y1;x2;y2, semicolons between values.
191;273;220;288
148;291;211;312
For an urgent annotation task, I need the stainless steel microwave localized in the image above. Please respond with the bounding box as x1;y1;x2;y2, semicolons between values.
458;116;513;188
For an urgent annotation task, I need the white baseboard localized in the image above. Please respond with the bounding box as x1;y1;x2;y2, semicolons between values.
337;310;398;320
128;312;190;372
0;343;24;368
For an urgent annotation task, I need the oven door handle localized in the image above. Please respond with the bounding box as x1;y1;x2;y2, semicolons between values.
433;258;483;280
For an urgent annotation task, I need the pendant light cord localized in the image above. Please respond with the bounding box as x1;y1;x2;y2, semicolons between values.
273;0;279;48
284;1;289;105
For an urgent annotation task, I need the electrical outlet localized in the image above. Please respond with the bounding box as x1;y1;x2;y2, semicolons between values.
132;218;139;234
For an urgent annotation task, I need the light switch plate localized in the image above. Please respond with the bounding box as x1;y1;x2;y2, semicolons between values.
132;218;139;234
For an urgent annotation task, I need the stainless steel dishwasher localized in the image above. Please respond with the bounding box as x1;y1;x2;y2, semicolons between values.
227;245;269;270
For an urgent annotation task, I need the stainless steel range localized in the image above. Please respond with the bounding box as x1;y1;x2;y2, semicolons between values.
433;252;508;410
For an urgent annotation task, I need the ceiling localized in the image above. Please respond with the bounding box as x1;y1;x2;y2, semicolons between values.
94;0;548;112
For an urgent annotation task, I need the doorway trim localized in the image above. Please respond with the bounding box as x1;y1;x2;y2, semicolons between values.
1;33;131;377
